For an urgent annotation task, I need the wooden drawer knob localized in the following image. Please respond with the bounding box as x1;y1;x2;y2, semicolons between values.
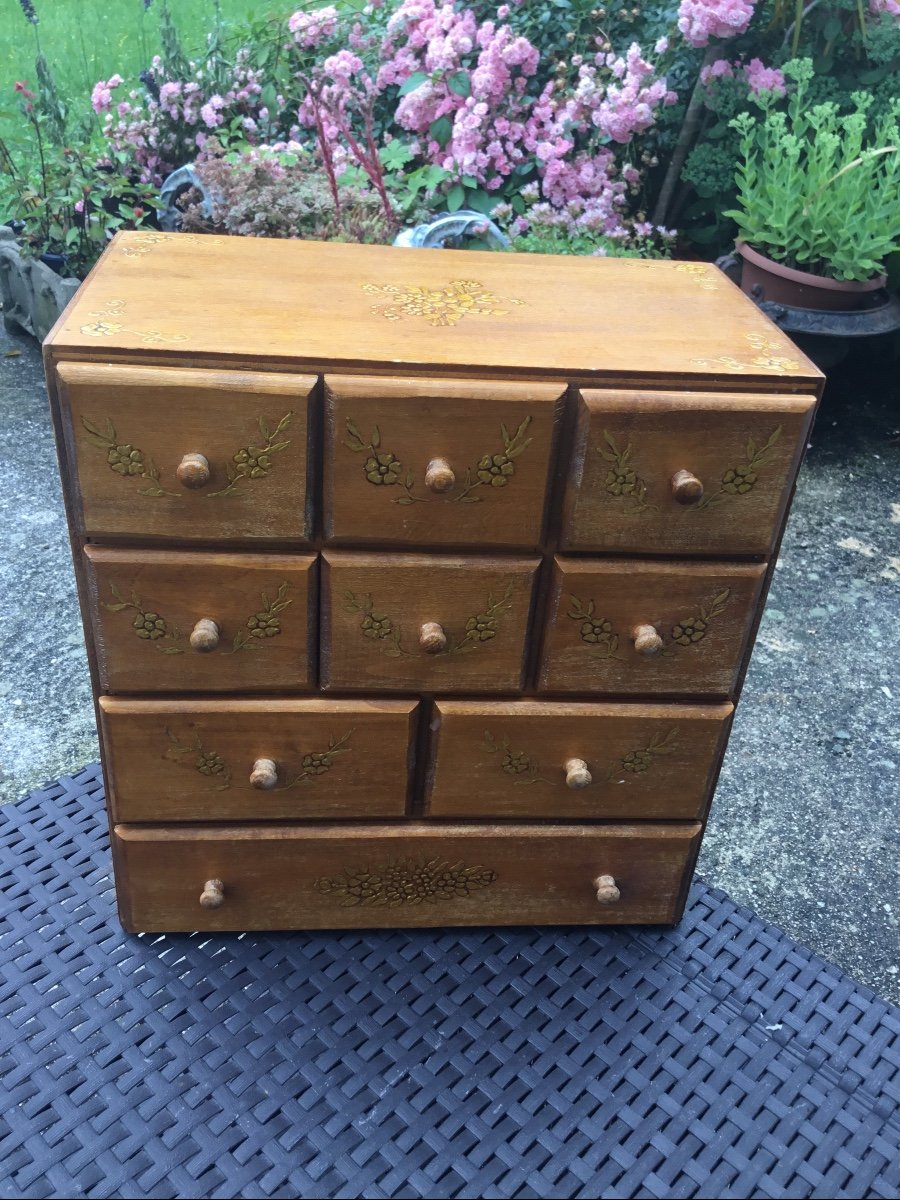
594;874;621;905
177;452;211;489
425;457;456;493
419;621;448;654
670;469;704;505
190;618;220;653
564;758;593;789
632;624;663;656
250;758;278;790
199;879;225;908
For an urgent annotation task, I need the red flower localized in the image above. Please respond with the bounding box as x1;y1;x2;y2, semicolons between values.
133;206;145;218
14;81;34;98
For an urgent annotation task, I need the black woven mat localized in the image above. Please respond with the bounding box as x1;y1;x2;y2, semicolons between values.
1;764;898;1200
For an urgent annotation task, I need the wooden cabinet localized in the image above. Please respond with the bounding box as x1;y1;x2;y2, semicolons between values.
46;232;822;932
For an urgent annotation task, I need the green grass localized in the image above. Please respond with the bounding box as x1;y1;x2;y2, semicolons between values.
1;1;284;108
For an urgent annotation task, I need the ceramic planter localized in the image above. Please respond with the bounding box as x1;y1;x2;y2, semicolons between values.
737;242;887;312
0;226;80;341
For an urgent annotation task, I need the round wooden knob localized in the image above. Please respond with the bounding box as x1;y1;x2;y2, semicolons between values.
425;457;456;493
594;874;621;905
564;758;593;789
670;469;704;505
190;618;220;653
177;452;211;489
199;879;225;909
419;621;448;654
632;624;663;656
250;758;278;790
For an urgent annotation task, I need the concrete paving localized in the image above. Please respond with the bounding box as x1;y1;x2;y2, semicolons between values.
1;313;897;1001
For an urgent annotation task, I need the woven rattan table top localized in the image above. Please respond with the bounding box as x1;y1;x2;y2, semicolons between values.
1;764;898;1199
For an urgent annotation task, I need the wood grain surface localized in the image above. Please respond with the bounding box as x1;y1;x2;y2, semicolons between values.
324;374;565;548
84;546;316;693
321;551;540;694
427;699;733;819
539;557;766;697
46;233;822;390
57;362;314;541
561;388;816;555
100;697;417;821
114;820;702;931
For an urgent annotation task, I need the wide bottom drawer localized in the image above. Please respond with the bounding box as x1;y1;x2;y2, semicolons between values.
114;821;701;931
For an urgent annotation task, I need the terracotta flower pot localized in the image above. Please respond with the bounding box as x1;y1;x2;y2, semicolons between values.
737;242;887;312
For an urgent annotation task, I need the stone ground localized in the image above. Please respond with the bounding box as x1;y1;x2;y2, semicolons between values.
1;315;898;1002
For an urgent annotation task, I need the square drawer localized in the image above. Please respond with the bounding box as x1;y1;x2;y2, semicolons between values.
84;546;316;693
538;557;766;698
427;699;733;819
100;697;417;821
58;362;315;541
321;551;539;694
114;821;702;931
324;375;565;548
561;389;815;556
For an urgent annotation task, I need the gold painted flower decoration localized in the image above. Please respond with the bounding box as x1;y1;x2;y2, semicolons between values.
361;278;525;328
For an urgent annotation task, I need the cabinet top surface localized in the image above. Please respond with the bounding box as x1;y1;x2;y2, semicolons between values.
47;232;821;387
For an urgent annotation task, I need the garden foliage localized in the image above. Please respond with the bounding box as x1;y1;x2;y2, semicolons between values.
1;0;898;276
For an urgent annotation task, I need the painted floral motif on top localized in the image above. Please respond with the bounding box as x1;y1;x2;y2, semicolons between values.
361;278;525;328
344;579;515;659
314;857;498;907
79;299;188;345
343;415;533;505
691;332;801;374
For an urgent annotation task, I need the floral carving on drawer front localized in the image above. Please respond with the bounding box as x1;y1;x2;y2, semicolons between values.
482;730;548;784
361;279;525;328
566;590;731;657
80;411;294;500
344;579;514;658
104;583;186;653
164;728;352;790
342;416;532;505
206;412;294;498
693;427;782;510
103;581;293;653
480;727;678;786
231;582;293;651
598;431;655;515
81;416;181;498
567;596;621;660
314;857;498;907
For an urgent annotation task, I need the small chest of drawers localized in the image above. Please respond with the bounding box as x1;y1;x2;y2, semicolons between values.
45;233;821;932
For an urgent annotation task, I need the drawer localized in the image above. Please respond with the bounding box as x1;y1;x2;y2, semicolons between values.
84;546;316;693
321;551;539;694
114;821;702;931
538;557;766;698
561;389;815;556
58;362;315;541
324;375;565;548
100;697;417;821
427;699;733;819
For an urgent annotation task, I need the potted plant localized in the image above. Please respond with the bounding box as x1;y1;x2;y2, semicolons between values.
726;59;900;310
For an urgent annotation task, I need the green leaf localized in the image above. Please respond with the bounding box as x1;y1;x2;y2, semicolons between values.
447;70;471;98
399;71;429;96
429;116;453;149
465;188;497;215
446;183;465;213
511;194;526;214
